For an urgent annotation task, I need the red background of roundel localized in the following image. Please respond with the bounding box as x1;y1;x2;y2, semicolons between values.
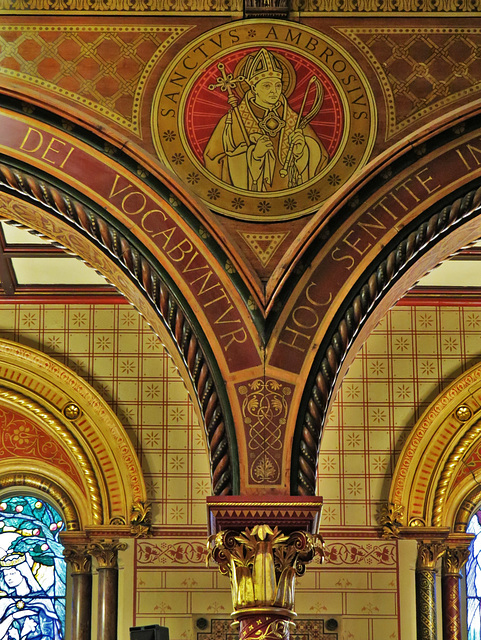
184;47;344;164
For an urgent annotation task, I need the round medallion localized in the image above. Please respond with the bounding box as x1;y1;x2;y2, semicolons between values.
152;21;376;221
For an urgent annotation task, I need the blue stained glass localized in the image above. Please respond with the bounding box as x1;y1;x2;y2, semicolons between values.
0;496;65;640
467;512;481;640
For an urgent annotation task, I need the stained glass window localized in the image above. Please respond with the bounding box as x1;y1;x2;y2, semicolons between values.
466;511;481;640
0;495;66;640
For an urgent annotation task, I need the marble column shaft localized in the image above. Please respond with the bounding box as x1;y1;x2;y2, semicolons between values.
63;545;93;640
89;540;127;640
441;546;470;640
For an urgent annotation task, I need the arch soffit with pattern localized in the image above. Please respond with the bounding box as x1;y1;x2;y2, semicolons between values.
286;104;481;495
0;338;147;536
388;361;481;533
0;91;242;495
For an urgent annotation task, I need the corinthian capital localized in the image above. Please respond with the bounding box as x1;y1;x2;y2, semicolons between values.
63;544;92;574
443;546;471;577
88;540;127;569
417;541;446;571
207;525;324;612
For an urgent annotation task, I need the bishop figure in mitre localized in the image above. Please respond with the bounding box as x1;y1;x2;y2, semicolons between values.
204;48;328;193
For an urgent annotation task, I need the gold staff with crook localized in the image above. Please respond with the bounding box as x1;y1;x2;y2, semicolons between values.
280;75;324;184
208;62;250;146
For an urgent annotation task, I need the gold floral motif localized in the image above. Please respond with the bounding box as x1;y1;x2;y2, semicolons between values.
207;525;324;612
63;402;81;420
130;501;152;538
379;502;404;538
455;404;472;421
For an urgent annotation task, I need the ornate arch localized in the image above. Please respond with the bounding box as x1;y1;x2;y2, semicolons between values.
0;93;242;495
387;360;481;533
289;105;481;495
0;338;149;536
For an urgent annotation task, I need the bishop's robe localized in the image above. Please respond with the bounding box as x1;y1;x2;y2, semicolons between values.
204;93;328;192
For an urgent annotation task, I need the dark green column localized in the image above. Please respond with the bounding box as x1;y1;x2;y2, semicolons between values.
416;541;446;640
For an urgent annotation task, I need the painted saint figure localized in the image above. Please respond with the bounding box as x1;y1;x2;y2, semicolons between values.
204;48;328;192
0;553;62;640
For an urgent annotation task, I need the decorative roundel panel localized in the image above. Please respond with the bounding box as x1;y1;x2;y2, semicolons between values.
153;21;376;221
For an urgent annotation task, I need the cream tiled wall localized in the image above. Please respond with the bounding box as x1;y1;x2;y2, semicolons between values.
0;302;475;640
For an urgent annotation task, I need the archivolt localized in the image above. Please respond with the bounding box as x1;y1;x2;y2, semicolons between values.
293;184;481;496
0;161;235;496
386;360;481;531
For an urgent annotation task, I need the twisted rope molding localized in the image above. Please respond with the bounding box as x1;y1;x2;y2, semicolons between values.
295;185;481;496
0;163;233;496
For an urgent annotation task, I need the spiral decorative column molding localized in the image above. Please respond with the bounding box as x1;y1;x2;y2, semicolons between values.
208;525;324;640
63;544;93;640
0;162;233;496
441;545;471;640
416;541;446;640
295;185;481;496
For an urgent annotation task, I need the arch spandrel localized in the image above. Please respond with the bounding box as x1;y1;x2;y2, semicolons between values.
0;338;147;534
284;105;481;495
387;361;481;532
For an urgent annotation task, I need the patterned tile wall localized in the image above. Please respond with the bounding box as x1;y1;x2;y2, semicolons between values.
318;304;481;529
0;303;211;528
2;302;475;640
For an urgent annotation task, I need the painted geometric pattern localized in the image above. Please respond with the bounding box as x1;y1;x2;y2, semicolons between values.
341;28;481;138
319;305;481;529
0;26;188;135
0;303;210;529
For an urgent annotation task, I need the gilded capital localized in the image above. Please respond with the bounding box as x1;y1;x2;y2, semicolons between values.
207;525;324;613
88;540;127;569
417;541;446;571
63;544;92;574
443;546;471;577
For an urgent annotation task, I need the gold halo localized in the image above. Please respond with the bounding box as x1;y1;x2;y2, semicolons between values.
232;49;297;102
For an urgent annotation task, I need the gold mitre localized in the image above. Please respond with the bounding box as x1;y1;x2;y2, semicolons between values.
0;553;25;567
243;48;283;86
